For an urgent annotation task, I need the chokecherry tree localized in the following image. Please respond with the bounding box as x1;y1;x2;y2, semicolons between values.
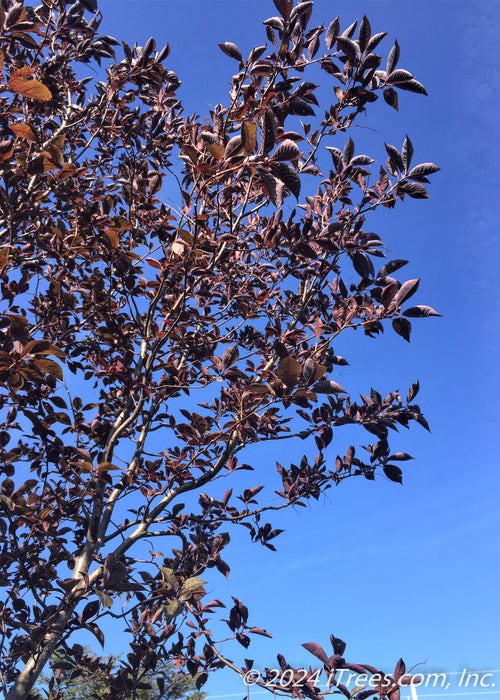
0;0;440;698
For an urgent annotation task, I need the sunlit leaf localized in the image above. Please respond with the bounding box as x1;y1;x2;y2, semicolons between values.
407;162;440;178
218;42;242;62
8;122;36;141
277;357;301;387
272;162;301;199
403;305;441;318
386;69;413;84
325;16;339;50
31;358;63;380
377;259;408;278
271;139;300;162
402;134;413;171
395;278;420;306
7;76;52;101
386;39;400;74
242;121;258;153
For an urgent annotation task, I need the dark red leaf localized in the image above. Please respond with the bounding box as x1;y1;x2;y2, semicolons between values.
249;627;272;637
402;134;413;171
388;452;414;461
302;357;316;385
383;87;399;111
325;17;339;50
329;635;347;655
358;15;371;53
343;137;355;166
397;78;428;95
398;181;428;198
352;251;374;278
222;345;239;369
403;305;441;318
218;42;243;62
312;380;346;394
196;672;208;690
288;99;315;117
407;162;440;178
395;278;420;306
271;139;300;162
393;658;406;682
407;379;420;403
366;32;388;52
260;110;278;155
81;600;100;623
341;19;358;39
386;69;414;84
271;162;301;199
392;317;411;342
277;357;302;387
383;464;403;484
384;143;404;172
350;154;374;166
335;36;359;62
302;642;330;665
356;691;377;700
386;39;400;74
378;259;408;278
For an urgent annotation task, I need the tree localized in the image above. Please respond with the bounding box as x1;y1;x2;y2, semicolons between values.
0;0;440;698
36;647;206;700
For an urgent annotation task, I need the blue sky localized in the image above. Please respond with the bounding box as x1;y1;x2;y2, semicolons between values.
94;1;500;698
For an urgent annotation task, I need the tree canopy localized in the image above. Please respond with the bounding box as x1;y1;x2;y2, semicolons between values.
0;0;439;698
36;648;206;700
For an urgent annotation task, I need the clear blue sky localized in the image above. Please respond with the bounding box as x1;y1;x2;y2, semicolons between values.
95;2;500;698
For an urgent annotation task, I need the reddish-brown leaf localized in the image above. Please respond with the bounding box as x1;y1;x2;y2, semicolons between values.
277;357;302;387
7;76;52;101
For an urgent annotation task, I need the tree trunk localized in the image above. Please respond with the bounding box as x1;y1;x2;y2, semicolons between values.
5;608;74;699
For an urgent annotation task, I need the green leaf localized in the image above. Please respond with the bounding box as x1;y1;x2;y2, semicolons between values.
179;576;206;601
164;600;183;618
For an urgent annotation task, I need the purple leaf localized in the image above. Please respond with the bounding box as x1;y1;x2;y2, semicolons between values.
302;642;330;665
